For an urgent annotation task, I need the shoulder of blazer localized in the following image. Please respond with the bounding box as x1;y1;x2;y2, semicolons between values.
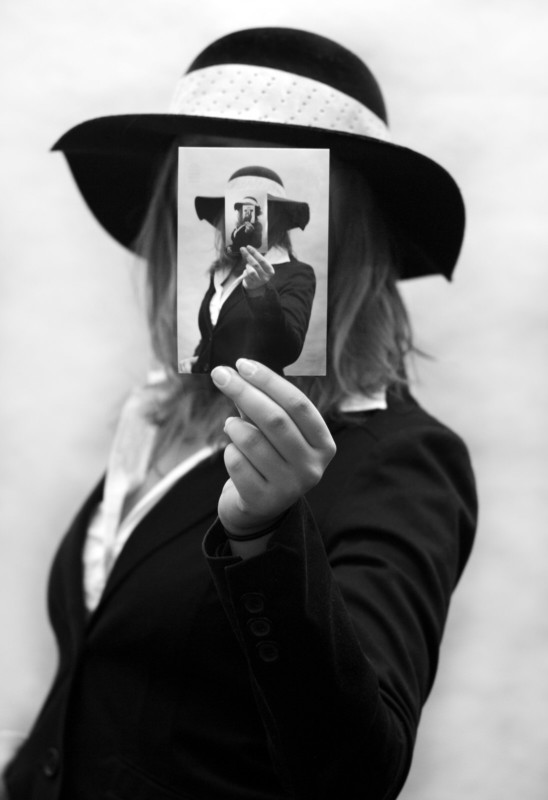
325;389;476;516
327;388;460;443
315;391;477;583
272;258;315;277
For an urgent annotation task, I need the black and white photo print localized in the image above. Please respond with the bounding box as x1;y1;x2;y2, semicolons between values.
177;147;329;376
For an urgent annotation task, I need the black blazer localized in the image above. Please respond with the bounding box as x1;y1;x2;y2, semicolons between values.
4;392;477;800
192;258;316;374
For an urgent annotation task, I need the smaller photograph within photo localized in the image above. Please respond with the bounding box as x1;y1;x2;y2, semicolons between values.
225;187;267;256
177;148;329;376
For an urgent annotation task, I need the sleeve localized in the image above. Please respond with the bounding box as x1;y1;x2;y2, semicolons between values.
244;262;316;366
202;421;477;800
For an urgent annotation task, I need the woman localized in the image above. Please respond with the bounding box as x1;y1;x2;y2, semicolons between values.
181;164;316;375
2;28;477;800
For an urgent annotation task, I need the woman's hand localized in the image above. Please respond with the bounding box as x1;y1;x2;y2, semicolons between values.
240;246;275;294
211;359;336;538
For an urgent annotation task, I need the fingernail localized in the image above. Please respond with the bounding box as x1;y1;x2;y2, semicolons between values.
211;366;231;387
236;358;257;378
223;416;237;430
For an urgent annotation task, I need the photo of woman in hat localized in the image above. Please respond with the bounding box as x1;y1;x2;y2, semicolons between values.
228;194;263;253
2;27;477;800
179;161;319;376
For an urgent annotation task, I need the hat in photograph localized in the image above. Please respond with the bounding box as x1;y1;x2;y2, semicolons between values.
234;196;260;210
52;27;465;279
195;165;310;231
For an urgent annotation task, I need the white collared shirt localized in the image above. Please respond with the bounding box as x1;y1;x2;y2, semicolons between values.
82;369;216;612
338;390;387;413
83;443;214;612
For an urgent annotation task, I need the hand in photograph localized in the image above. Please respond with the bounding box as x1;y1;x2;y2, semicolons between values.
178;356;198;373
240;246;276;294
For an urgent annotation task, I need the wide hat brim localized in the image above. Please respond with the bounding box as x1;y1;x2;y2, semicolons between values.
52;112;465;280
195;194;310;231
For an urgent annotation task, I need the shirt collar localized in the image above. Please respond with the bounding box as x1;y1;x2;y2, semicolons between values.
338;389;387;413
265;245;290;264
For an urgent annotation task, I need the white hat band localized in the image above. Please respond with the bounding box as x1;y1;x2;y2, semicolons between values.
169;64;391;142
227;174;287;200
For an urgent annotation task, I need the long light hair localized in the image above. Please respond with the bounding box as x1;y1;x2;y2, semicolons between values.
134;146;414;449
295;161;413;417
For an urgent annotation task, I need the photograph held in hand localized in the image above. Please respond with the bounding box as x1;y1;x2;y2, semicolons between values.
177;148;329;377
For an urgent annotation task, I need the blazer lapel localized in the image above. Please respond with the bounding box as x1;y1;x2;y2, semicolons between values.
202;278;216;335
90;450;227;619
54;476;105;641
217;283;245;322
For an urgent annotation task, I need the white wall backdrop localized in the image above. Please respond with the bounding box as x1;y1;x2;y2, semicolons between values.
1;1;547;797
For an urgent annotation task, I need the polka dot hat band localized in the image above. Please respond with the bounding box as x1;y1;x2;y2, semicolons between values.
169;64;391;142
51;28;465;279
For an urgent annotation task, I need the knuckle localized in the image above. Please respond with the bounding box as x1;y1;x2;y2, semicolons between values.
306;463;324;488
325;439;337;462
286;393;310;418
265;411;288;433
241;424;262;450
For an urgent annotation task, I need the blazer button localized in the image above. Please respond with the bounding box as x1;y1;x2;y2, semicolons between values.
247;617;271;637
257;641;279;663
42;747;60;778
241;592;265;614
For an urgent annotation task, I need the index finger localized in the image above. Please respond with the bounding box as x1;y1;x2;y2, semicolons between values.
246;247;275;274
214;359;333;452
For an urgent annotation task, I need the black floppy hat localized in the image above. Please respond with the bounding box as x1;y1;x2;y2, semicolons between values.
52;27;465;280
195;165;310;232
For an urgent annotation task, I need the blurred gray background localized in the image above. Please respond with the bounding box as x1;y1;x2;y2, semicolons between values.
1;1;547;797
